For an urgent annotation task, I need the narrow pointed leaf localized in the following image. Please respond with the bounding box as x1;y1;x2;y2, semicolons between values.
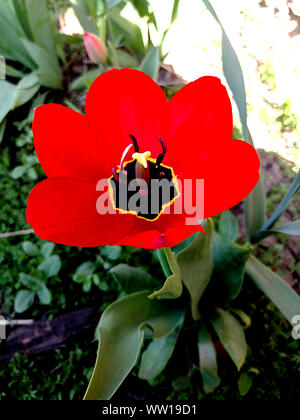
177;219;214;319
257;170;300;234
245;255;300;325
198;324;220;393
274;220;300;236
25;0;57;60
138;311;184;380
21;38;62;89
202;1;266;238
70;0;98;33
84;291;183;400
210;308;247;370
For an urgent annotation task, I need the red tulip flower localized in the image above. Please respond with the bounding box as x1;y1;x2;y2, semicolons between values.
27;69;260;249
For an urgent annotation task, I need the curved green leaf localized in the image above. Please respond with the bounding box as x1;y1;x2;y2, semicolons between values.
219;210;239;241
208;233;250;302
138;311;184;380
0;80;15;124
177;219;214;319
12;72;40;109
245;255;300;325
84;291;183;400
198;324;220;393
210;308;247;370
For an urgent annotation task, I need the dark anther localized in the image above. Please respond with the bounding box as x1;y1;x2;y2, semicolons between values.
156;137;167;167
129;134;139;153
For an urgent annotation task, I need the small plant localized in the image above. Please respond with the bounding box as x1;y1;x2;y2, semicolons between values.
14;241;61;313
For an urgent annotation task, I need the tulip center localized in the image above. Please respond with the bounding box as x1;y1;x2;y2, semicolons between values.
109;135;179;221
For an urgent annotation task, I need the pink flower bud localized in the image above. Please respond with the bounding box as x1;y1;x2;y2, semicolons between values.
84;32;107;64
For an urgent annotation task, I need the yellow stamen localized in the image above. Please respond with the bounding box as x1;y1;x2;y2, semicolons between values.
132;151;151;169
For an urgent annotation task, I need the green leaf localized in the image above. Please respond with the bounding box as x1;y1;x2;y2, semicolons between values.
198;324;220;393
37;285;51;305
138;311;184;380
131;0;150;17
176;219;214;320
22;241;40;256
70;0;98;33
238;372;253;396
149;248;182;299
219;210;239;241
21;38;62;89
0;4;35;69
0;119;6;144
38;255;62;277
245;255;300;325
254;170;300;241
155;248;172;278
75;261;95;275
84;291;184;400
12;0;33;40
209;233;250;302
255;220;300;240
244;171;266;240
171;0;180;24
139;47;159;81
10;165;26;179
274;220;300;236
210;308;247;370
202;1;266;238
0;80;15;124
41;242;55;257
70;68;102;91
14;289;35;313
109;9;145;56
12;72;40;109
19;272;42;291
116;48;139;67
4;64;25;79
25;0;57;60
101;245;122;261
110;264;155;294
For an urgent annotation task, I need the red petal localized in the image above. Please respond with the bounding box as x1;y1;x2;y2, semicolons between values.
114;213;203;249
178;139;260;218
166;76;233;173
33;104;111;182
26;177;136;247
85;68;170;166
